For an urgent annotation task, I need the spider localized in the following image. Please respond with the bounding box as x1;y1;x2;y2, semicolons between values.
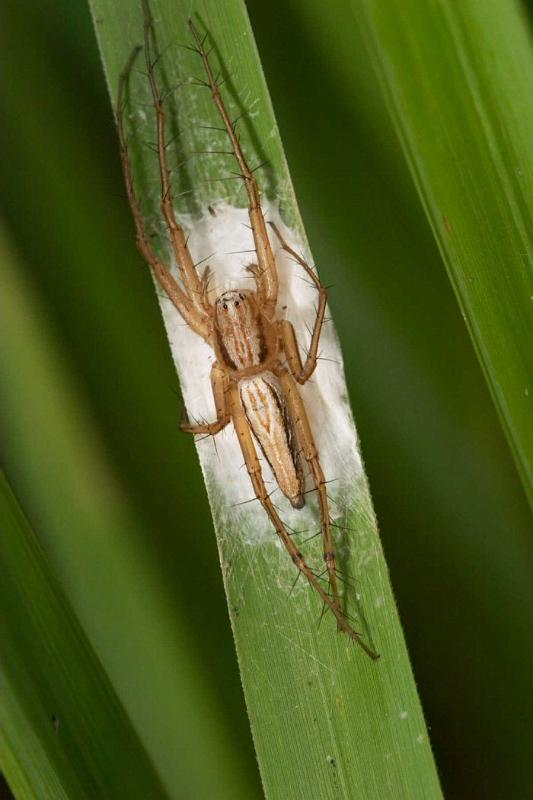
116;7;378;660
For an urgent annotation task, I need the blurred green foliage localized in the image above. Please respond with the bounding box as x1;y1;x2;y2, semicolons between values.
0;1;532;799
0;467;166;799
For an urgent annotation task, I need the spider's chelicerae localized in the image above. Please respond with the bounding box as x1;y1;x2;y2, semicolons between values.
116;7;378;660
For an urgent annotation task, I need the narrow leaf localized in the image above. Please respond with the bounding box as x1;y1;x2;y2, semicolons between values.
0;471;166;800
90;1;442;797
357;0;533;504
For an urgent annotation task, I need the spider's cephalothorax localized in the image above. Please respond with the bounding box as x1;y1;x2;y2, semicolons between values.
115;8;378;659
214;289;273;371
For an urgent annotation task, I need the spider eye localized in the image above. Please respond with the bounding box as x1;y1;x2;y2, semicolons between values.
222;303;227;310
239;293;244;300
235;300;240;307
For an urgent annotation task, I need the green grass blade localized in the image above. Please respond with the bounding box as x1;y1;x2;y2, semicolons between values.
0;469;167;800
356;0;533;505
89;1;442;797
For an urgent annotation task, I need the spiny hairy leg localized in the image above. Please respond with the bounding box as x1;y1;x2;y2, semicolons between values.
229;385;378;659
277;369;342;624
189;20;278;316
181;364;230;435
269;222;327;384
141;0;208;315
116;46;210;341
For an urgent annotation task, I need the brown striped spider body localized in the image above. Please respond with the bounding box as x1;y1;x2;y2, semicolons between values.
213;288;305;509
116;6;378;659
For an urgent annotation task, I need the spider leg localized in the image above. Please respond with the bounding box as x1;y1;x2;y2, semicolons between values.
189;21;278;317
276;369;343;630
117;46;210;341
181;364;230;435
141;1;210;317
278;320;303;378
270;222;327;383
200;265;214;309
229;384;378;658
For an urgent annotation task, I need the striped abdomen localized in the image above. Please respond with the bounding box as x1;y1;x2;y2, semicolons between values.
239;373;304;509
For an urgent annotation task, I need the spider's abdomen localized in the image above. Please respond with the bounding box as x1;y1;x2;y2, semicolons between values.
240;373;304;509
214;290;273;370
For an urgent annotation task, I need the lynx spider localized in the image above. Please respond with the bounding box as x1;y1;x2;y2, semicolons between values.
116;6;378;660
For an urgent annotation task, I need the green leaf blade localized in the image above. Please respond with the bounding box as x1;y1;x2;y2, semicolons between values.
357;0;533;504
0;471;167;799
89;1;442;797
